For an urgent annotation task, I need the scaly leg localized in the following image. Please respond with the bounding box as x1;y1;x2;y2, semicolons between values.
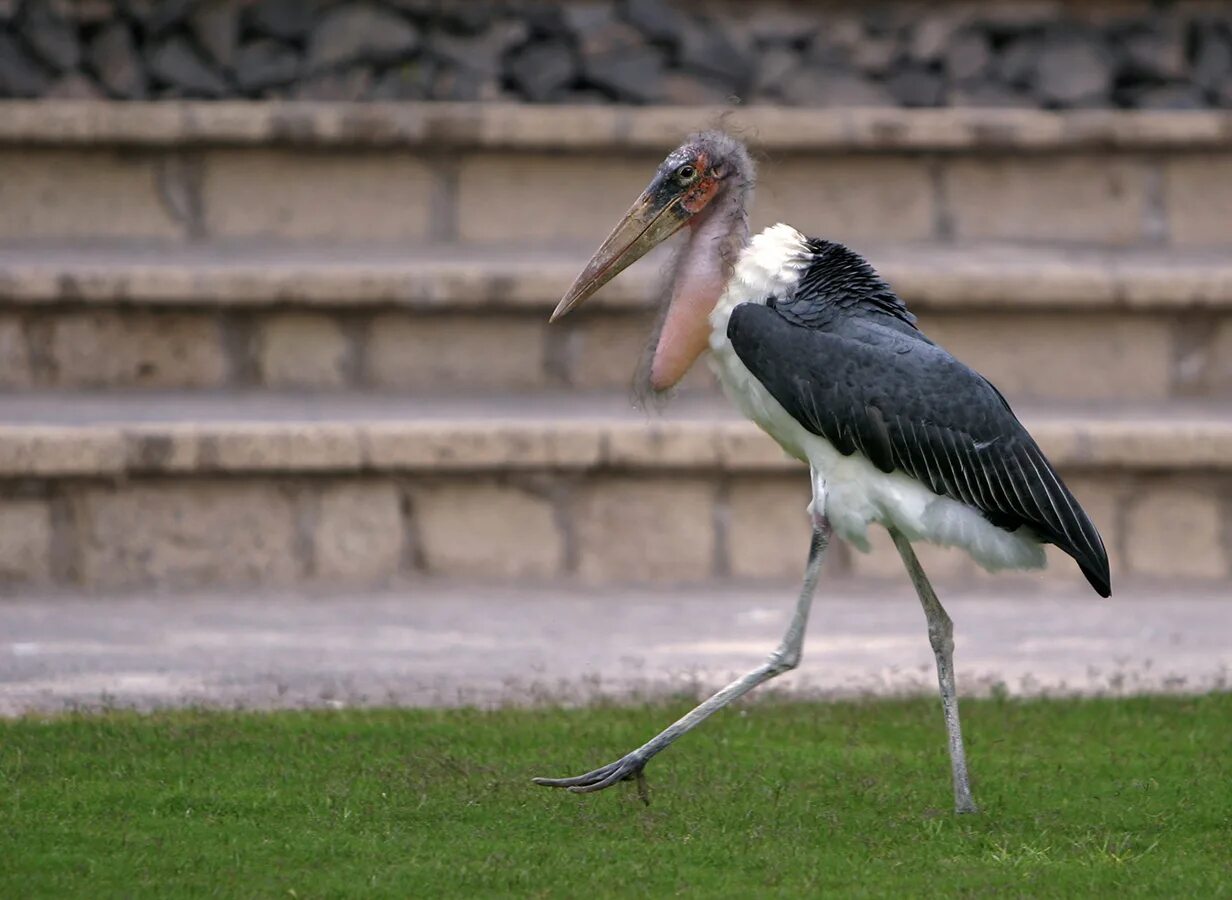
889;528;978;814
535;478;832;802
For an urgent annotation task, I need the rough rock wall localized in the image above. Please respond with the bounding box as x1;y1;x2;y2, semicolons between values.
0;0;1230;108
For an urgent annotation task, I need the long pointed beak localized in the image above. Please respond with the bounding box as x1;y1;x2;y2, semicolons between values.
550;191;691;322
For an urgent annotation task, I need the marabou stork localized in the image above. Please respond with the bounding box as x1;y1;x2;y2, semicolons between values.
533;131;1110;814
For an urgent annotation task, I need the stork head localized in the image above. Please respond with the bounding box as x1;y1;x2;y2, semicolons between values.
549;131;754;325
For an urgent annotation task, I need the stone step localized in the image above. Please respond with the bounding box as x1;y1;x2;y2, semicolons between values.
1;242;1230;400
0;391;1227;592
1;102;1231;248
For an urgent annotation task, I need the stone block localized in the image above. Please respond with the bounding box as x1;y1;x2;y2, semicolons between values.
757;155;935;242
921;311;1171;401
1125;483;1227;579
0;498;52;583
203;148;433;240
258;313;350;388
1165;155;1232;245
0;316;31;387
0;149;180;240
572;477;714;582
49;312;227;387
365;314;547;390
945;156;1147;244
565;312;717;392
74;481;300;587
1204;319;1232;394
413;481;563;578
726;477;814;579
314;481;404;581
457;153;655;243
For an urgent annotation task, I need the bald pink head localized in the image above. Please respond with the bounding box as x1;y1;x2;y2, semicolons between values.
549;131;755;396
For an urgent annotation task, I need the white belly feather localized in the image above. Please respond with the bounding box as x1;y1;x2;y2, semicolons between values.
708;224;1045;574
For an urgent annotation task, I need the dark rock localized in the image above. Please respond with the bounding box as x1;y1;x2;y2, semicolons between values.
248;0;316;42
292;65;373;100
430;20;528;79
561;3;615;40
752;46;799;97
851;34;900;75
380;0;436;14
119;0;162;25
950;82;1034;108
678;20;753;88
88;21;148;98
945;30;990;82
885;64;945;106
571;15;662;101
623;0;691;46
1117;27;1185;82
20;0;81;71
190;0;240;70
308;4;420;72
997;33;1041;86
803;35;851;69
1034;32;1113;106
573;15;640;58
516;6;570;39
430;62;500;101
508;39;576;101
0;33;51;96
234;39;299;92
977;6;1053;37
1192;29;1232;93
1127;84;1207;110
437;1;496;35
824;16;865;54
779;67;893;106
68;1;120;25
584;44;665;103
370;60;434;99
659;71;731;105
145;0;195;36
45;71;104;98
745;8;817;46
908;14;961;63
1216;81;1232;109
148;35;228;96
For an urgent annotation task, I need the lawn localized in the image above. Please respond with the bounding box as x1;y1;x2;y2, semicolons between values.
2;694;1229;898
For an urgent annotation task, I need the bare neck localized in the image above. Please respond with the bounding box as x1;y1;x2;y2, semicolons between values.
645;185;751;393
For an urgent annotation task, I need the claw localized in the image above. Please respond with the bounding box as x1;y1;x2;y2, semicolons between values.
533;752;649;803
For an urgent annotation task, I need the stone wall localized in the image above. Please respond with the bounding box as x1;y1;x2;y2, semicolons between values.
1;0;1230;109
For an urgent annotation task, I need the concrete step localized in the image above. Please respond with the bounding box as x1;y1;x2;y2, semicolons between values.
0;391;1227;592
2;102;1231;248
1;242;1230;400
2;581;1228;715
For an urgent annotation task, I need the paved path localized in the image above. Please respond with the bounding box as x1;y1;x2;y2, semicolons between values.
1;582;1228;715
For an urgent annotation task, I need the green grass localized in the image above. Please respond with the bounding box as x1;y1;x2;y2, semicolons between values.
2;694;1229;898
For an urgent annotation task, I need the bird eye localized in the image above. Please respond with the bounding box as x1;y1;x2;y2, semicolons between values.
676;164;697;183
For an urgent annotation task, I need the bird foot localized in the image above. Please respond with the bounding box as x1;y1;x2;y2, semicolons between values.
533;751;651;805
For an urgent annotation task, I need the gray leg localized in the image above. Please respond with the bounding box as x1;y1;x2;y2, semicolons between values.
889;528;978;814
535;496;832;801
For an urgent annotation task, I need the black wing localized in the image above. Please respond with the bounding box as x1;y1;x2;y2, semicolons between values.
726;249;1110;597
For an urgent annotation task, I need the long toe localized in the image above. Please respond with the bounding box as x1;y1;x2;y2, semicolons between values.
532;761;622;789
533;754;645;794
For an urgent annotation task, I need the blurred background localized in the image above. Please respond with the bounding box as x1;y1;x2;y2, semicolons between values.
0;1;1229;709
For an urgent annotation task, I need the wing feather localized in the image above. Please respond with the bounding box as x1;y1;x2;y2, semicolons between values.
726;300;1111;596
